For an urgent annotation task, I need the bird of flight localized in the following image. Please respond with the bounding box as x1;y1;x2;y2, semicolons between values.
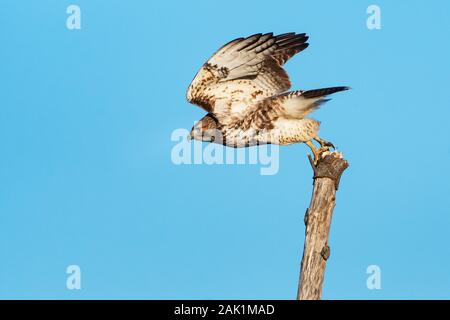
186;32;349;163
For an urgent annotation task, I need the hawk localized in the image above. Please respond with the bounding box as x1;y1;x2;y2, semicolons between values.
186;32;349;162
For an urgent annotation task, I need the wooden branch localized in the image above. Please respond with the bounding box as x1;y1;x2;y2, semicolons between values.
297;151;349;300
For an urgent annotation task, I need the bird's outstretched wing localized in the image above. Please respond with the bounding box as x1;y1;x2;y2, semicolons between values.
186;33;309;119
237;87;350;132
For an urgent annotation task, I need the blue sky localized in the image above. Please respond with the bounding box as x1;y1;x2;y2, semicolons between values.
1;0;449;299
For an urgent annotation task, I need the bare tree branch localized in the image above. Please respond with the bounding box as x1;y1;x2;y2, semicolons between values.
297;151;349;300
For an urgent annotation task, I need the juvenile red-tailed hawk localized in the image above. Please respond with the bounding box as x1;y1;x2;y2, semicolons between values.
186;32;349;162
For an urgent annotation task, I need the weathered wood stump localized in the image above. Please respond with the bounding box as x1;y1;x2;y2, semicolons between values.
297;151;349;300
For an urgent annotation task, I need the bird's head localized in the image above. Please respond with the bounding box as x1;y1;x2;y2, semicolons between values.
188;114;221;143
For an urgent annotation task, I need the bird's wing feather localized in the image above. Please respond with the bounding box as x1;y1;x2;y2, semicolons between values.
236;87;350;131
186;33;309;117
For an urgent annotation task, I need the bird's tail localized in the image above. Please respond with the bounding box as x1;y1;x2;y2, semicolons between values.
277;86;350;119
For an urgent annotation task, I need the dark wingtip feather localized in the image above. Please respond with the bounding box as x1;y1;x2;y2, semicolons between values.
290;43;309;52
311;98;332;109
277;34;309;47
302;86;350;99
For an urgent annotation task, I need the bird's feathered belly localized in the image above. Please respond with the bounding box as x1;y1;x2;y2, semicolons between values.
219;118;320;148
217;127;270;148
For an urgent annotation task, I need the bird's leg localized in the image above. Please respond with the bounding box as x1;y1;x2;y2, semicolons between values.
306;137;335;165
314;136;335;150
306;140;321;165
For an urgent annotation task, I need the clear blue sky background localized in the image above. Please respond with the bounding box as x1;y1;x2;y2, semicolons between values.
1;0;449;299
